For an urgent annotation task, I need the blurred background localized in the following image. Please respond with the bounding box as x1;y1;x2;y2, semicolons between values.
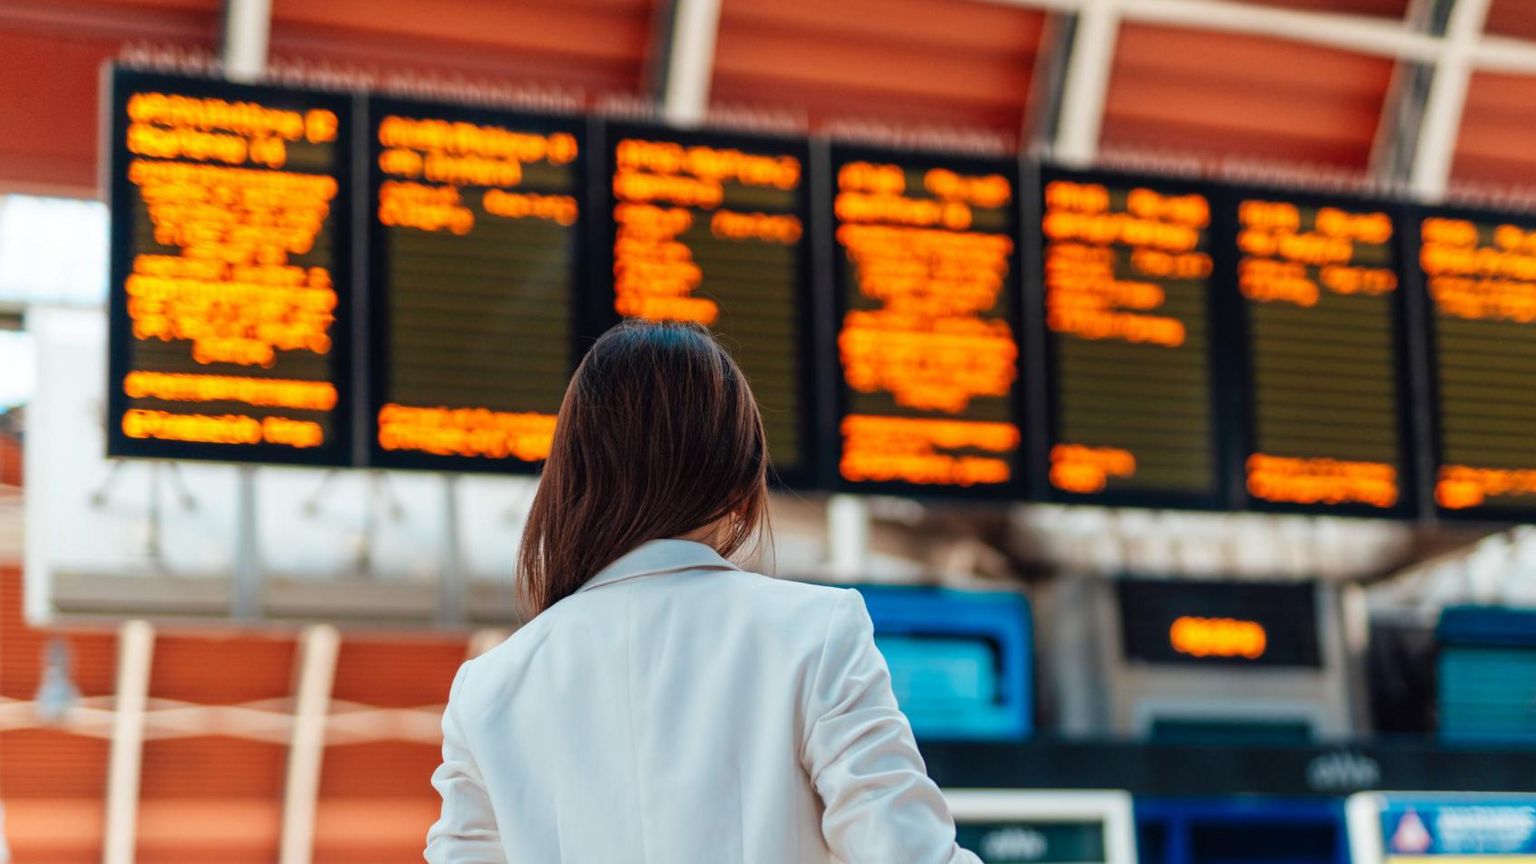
5;0;1536;862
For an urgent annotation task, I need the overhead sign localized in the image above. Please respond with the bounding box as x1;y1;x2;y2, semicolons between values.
364;97;584;472
105;68;355;465
1038;167;1225;508
1224;187;1417;517
594;122;817;485
830;144;1026;496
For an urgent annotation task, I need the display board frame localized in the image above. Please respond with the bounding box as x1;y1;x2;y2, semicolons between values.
944;789;1138;864
105;66;358;467
362;95;588;474
1034;163;1233;511
589;118;821;489
1216;183;1423;519
825;142;1030;500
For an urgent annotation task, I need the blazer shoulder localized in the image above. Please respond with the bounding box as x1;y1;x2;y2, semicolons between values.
729;571;860;628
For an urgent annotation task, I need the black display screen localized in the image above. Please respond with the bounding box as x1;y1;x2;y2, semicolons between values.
593;121;816;486
829;144;1027;496
1117;578;1321;668
1038;166;1226;508
364;97;584;472
1223;187;1418;517
1417;206;1536;520
106;68;354;465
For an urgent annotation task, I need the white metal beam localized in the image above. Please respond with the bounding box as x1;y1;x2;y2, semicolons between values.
102;620;154;864
1471;33;1536;75
278;624;340;864
660;0;724;126
1054;0;1121;166
1412;0;1492;198
982;0;1442;63
221;0;271;82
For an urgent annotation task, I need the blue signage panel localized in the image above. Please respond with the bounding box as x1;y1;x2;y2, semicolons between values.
1382;798;1536;859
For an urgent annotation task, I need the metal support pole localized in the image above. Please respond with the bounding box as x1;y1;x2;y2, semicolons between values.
827;494;871;579
437;474;466;628
231;466;263;620
221;0;272;83
656;0;724;126
102;620;154;864
278;624;340;864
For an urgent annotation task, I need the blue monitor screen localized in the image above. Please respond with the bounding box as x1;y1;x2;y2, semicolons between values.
856;586;1033;741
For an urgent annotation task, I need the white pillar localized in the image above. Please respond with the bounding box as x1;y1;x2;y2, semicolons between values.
660;0;724;126
278;624;340;864
222;0;272;82
102;620;155;864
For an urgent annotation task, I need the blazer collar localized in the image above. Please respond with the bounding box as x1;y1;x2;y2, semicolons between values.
576;539;739;593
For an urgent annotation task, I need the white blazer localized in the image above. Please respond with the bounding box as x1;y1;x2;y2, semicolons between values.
426;539;981;863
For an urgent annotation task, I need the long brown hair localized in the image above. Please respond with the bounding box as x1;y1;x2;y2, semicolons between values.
516;321;770;618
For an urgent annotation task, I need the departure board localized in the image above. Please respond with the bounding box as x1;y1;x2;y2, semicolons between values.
1226;189;1416;517
364;98;583;472
105;68;354;465
829;145;1025;495
1039;167;1224;508
594;122;815;485
1421;207;1536;518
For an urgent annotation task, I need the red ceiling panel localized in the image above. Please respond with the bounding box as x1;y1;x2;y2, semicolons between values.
1451;71;1536;188
0;0;218;193
269;0;656;99
712;0;1044;137
1486;0;1536;41
1101;24;1393;169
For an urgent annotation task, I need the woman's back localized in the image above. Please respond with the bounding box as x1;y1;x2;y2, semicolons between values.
425;322;977;863
429;539;976;863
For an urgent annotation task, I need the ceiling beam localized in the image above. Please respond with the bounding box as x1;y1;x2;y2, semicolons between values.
1054;0;1120;166
1411;0;1492;198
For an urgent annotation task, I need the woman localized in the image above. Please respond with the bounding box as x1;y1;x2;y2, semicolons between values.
426;321;979;863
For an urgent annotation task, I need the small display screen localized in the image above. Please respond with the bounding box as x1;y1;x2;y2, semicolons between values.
595;122;815;485
1117;578;1321;668
829;145;1026;495
365;97;584;472
1040;167;1224;507
106;68;354;465
957;821;1109;864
